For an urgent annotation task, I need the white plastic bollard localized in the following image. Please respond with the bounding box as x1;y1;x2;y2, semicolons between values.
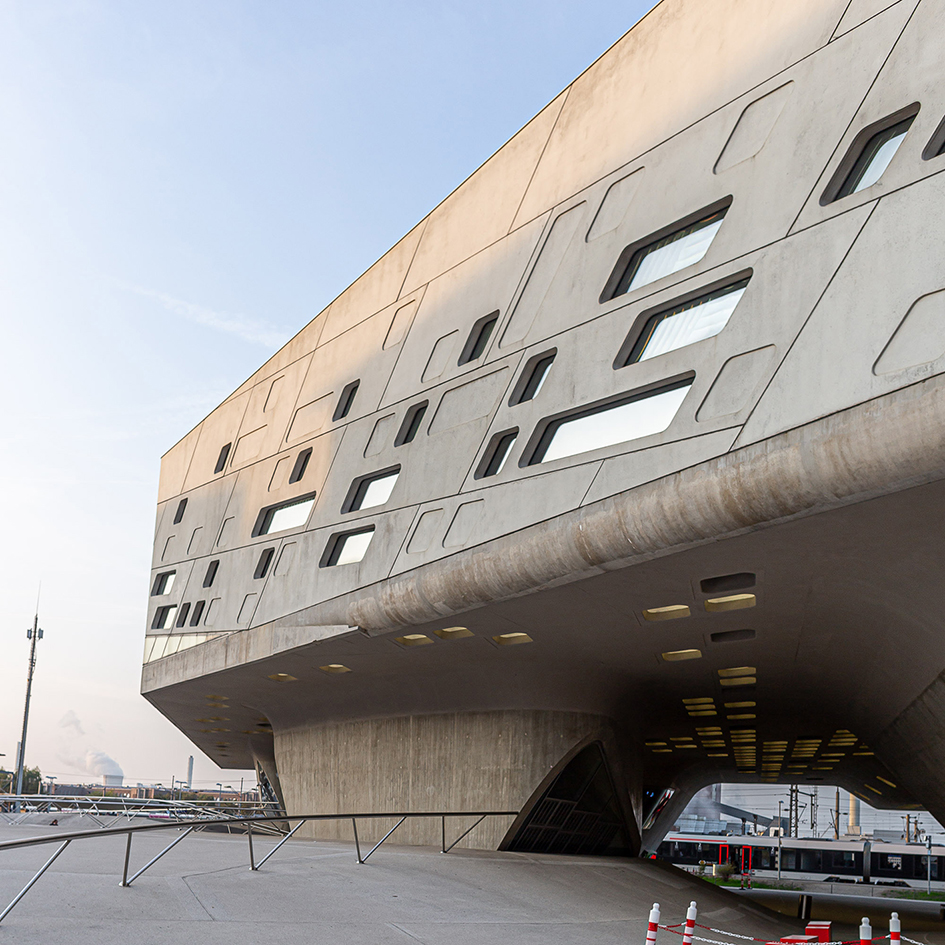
860;916;871;945
645;902;661;945
682;901;698;945
889;912;900;945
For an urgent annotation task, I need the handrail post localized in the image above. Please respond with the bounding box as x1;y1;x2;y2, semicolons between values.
119;832;133;887
248;823;256;871
352;817;362;864
441;815;446;854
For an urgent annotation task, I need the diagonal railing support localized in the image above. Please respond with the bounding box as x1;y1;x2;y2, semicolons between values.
0;839;70;923
442;814;486;853
254;821;304;870
123;826;194;886
358;816;407;864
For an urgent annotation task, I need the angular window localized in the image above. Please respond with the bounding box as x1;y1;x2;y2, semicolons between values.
476;430;518;479
288;448;312;484
151;571;176;596
606;203;730;299
343;468;400;513
333;380;360;421
214;443;232;474
617;278;749;365
172;498;188;525
395;402;428;446
458;312;499;365
151;604;177;631
175;602;192;628
203;560;219;588
528;378;693;465
923;113;945;160
510;351;556;405
255;493;317;536
189;599;206;627
254;547;275;579
322;526;375;567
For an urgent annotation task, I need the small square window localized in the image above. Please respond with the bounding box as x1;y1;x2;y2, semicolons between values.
475;430;518;479
172;498;188;525
343;468;400;513
333;381;360;421
604;202;731;300
288;448;312;484
510;351;556;405
458;312;499;365
203;560;219;588
255;493;317;536
175;602;192;628
151;605;177;631
395;402;428;446
321;527;375;567
214;443;232;474
254;548;275;579
189;600;206;627
151;571;176;596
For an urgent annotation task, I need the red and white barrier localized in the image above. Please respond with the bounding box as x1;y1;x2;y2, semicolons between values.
646;903;661;945
859;917;871;945
682;901;698;945
890;912;900;945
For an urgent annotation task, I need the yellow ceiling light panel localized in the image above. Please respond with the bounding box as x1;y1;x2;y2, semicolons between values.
720;677;757;687
682;697;714;705
702;741;726;748
718;666;756;678
663;648;702;661
645;741;668;747
643;605;691;621
877;776;897;788
319;664;352;674
435;627;474;640
688;710;717;717
652;748;673;753
705;594;756;613
865;784;882;795
267;673;298;682
727;713;756;720
695;727;723;733
494;632;533;646
725;701;757;709
396;633;434;647
670;737;694;741
707;753;729;758
853;751;875;756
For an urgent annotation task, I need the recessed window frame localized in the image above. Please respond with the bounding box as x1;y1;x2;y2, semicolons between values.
214;443;232;474
189;599;206;627
288;448;312;484
151;571;176;596
172;498;188;525
175;602;192;628
614;272;752;368
509;350;556;405
522;373;695;467
333;380;360;421
922;112;945;161
203;560;220;588
601;197;733;302
253;492;317;537
457;311;499;365
342;466;401;513
475;429;518;479
395;402;428;446
254;547;275;579
320;526;376;568
821;104;920;205
151;604;177;631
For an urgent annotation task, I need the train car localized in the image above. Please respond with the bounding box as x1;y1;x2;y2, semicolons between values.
656;834;945;888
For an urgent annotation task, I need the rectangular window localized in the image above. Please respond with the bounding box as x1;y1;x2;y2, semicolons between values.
256;493;317;535
836;116;915;199
203;560;219;588
333;380;360;421
151;571;176;596
288;448;312;484
151;604;177;631
322;527;375;567
395;402;428;446
343;468;400;513
476;430;518;478
609;206;729;298
528;378;693;465
619;278;749;365
458;312;499;365
175;602;192;628
254;547;275;579
189;600;206;627
510;351;555;405
173;498;188;525
214;443;232;474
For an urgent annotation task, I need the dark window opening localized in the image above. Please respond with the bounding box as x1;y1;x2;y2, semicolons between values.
475;430;518;479
203;560;220;588
342;467;400;513
710;628;756;644
151;571;176;596
700;572;756;593
510;351;556;405
254;493;317;536
173;498;188;525
214;443;232;474
922;113;945;160
458;312;499;365
175;602;192;628
395;402;428;446
189;600;206;627
288;448;312;484
333;380;360;421
151;605;176;631
254;548;275;579
321;526;375;567
503;743;633;856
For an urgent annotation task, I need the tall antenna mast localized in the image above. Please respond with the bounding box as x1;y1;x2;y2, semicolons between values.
14;599;44;806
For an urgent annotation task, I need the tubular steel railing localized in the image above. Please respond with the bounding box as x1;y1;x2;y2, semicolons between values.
0;809;517;924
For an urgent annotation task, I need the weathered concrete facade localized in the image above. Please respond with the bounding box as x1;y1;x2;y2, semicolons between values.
142;0;945;852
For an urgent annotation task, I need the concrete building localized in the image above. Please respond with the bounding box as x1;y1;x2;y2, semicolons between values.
141;0;945;855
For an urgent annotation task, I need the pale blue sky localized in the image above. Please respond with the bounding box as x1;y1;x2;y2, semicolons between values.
0;0;662;788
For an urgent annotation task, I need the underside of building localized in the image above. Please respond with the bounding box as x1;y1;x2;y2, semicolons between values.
141;0;945;854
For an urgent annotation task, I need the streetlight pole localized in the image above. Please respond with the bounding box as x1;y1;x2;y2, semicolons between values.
15;612;43;808
778;800;783;879
927;834;932;895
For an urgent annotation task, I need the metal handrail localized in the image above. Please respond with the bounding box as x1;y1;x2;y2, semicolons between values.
0;808;518;924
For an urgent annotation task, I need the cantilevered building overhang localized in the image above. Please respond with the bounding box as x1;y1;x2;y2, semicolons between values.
143;0;945;853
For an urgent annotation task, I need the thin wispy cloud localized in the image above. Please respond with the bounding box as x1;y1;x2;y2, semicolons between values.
126;284;290;348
